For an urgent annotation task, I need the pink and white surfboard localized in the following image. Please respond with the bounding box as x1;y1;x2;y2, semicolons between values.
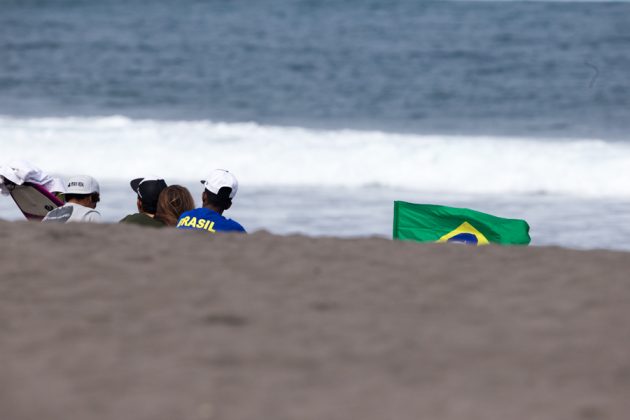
5;181;64;221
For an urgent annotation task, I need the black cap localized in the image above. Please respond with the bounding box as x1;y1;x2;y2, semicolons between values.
130;178;167;213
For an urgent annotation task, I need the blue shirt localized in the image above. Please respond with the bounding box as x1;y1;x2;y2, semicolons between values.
176;208;246;233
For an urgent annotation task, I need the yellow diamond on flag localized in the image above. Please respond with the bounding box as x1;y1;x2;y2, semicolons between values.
437;221;490;246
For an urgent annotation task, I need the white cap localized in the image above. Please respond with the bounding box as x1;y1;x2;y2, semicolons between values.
0;159;42;185
200;169;238;199
0;164;21;184
46;177;66;194
66;175;100;194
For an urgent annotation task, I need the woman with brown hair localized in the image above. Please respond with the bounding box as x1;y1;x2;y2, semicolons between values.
155;185;196;227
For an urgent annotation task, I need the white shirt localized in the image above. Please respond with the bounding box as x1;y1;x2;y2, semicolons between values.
42;203;101;223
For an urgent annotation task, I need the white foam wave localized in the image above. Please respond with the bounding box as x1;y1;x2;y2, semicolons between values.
2;115;630;198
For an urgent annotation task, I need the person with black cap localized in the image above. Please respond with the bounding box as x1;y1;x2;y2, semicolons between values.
176;169;246;233
119;176;168;227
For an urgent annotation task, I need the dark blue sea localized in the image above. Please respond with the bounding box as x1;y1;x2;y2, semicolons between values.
2;0;630;249
2;0;629;137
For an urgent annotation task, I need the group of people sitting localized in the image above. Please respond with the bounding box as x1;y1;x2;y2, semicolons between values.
42;169;246;234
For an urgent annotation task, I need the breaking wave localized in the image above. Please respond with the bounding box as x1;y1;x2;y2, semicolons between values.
2;115;630;198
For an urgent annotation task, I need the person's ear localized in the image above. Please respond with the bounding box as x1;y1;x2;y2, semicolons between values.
89;193;100;209
136;197;142;212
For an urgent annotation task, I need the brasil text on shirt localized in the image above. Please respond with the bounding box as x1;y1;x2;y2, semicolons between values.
176;208;246;233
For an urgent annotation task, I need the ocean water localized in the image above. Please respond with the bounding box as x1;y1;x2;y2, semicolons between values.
1;0;630;249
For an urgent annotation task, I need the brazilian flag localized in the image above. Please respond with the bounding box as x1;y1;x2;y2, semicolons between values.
393;201;530;245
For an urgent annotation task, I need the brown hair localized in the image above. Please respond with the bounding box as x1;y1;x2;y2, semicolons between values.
155;185;195;226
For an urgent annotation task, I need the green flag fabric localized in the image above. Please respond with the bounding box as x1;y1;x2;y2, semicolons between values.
393;201;530;245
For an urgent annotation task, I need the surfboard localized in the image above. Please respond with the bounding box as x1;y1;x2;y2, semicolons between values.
2;178;64;221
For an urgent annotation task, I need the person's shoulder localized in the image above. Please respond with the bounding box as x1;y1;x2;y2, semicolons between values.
119;214;135;223
121;213;164;227
68;203;100;220
83;208;101;222
223;217;246;233
208;210;245;233
119;213;145;223
71;203;98;214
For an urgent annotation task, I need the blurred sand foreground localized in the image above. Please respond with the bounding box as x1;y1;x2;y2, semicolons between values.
1;220;629;420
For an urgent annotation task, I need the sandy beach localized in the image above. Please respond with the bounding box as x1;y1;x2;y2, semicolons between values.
1;220;629;420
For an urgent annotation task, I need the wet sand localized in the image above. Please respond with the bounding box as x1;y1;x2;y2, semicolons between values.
1;220;629;420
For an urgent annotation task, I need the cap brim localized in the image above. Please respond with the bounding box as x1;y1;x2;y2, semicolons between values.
1;173;21;185
0;166;22;185
130;178;143;193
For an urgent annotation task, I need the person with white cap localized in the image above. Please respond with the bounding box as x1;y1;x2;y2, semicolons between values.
0;159;65;197
119;176;168;227
42;175;101;223
176;169;245;233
